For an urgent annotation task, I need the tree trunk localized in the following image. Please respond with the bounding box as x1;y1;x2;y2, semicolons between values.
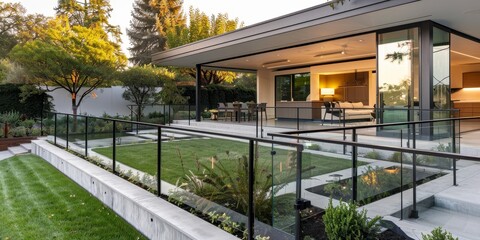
72;96;78;132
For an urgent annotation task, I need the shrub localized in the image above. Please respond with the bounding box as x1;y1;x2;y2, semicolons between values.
19;119;36;129
31;127;41;136
388;151;410;163
364;150;381;159
306;143;321;151
0;111;20;126
323;199;382;240
422;227;458;240
11;126;27;137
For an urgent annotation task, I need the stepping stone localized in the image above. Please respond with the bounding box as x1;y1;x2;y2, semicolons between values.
8;146;29;155
20;143;32;152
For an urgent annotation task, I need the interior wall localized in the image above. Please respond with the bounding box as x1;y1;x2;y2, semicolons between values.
369;71;377;107
257;69;274;116
451;63;480;100
311;59;376;105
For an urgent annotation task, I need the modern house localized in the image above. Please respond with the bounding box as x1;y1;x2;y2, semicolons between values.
152;0;480;131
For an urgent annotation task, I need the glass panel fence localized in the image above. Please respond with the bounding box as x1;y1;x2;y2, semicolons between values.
163;134;250;239
256;142;298;240
54;113;68;147
67;115;86;156
85;117;113;171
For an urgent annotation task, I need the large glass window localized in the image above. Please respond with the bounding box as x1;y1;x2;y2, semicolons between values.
377;28;420;124
292;73;310;101
433;27;450;111
275;73;310;101
275;75;292;101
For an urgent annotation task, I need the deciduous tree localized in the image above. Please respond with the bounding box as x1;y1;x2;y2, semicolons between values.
9;17;127;115
117;66;166;120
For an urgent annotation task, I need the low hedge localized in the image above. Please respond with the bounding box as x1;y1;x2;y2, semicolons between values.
0;84;51;118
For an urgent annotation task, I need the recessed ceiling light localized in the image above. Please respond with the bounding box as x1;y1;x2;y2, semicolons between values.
276;54;281;57
358;39;364;42
245;59;249;62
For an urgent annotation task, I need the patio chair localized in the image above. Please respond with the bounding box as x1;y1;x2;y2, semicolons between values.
258;103;267;120
322;101;333;125
225;102;235;121
240;102;249;121
247;102;257;121
218;102;226;119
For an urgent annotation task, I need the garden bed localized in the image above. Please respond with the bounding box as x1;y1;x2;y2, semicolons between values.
306;166;446;205
0;136;36;150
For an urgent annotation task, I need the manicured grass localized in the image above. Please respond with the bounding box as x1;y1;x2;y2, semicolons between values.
93;138;364;183
0;155;146;240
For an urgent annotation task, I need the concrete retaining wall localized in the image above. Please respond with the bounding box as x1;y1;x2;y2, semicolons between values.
32;140;238;240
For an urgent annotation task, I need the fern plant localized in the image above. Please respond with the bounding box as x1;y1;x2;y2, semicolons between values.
422;227;458;240
323;199;382;240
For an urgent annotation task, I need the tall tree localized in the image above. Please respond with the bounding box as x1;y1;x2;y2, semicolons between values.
56;0;122;47
117;66;167;120
9;17;127;115
0;2;48;58
127;0;185;65
167;7;242;85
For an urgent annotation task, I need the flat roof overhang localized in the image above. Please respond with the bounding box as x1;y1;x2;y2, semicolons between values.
152;0;480;70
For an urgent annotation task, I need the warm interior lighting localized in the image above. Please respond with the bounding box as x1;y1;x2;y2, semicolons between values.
320;88;335;96
384;166;400;174
262;59;290;68
314;50;346;58
463;87;480;90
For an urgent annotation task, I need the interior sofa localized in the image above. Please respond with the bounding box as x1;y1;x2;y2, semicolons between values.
324;101;373;122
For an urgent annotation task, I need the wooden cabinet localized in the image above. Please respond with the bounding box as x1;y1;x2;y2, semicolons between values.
454;102;480;117
463;72;480;88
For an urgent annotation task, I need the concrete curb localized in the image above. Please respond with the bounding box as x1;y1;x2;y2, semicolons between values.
32;140;238;240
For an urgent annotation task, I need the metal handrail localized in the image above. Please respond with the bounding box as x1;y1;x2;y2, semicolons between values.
272;115;476;135
49;111;303;149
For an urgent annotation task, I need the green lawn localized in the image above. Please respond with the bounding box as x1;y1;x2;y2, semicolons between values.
0;155;146;240
93;138;363;184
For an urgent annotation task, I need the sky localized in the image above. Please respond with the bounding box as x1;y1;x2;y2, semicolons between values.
4;0;328;59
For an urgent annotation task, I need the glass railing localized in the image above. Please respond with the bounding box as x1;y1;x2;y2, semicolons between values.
45;112;305;240
268;116;480;230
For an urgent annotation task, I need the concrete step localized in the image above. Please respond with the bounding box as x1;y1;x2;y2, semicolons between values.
8;146;29;155
434;167;480;218
20;143;32;152
405;206;480;240
0;151;14;161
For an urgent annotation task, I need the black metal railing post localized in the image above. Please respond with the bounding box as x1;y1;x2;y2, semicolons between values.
168;105;171;126
66;114;69;150
296;107;300;131
295;145;304;240
452;119;457;186
157;126;162;196
409;123;418;218
256;107;259;138
352;129;357;202
40;106;44;136
85;116;88;157
247;140;255;240
400;129;404;220
163;104;166;125
112;120;116;174
261;110;263;138
343;108;347;155
188;104;191;126
54;113;57;145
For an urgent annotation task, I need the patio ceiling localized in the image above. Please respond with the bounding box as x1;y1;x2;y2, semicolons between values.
152;0;480;70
